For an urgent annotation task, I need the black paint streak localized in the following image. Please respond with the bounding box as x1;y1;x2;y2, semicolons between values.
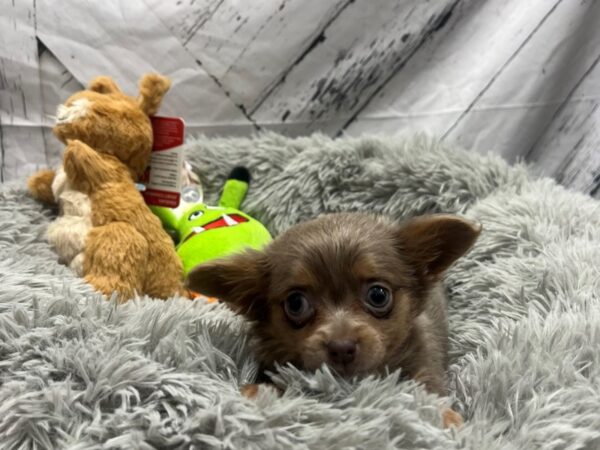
233;16;249;33
32;0;37;33
590;170;600;197
431;7;453;32
311;78;327;101
555;135;584;184
21;90;27;119
334;50;348;67
60;74;75;89
192;60;260;131
250;0;355;115
36;37;53;167
441;0;564;140
236;104;261;131
338;0;461;135
525;49;600;161
0;114;4;182
182;0;225;46
225;11;279;77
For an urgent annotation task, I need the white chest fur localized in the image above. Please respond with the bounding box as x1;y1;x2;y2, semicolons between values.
45;165;93;276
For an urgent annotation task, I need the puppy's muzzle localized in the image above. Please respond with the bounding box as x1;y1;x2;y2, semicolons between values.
327;339;357;365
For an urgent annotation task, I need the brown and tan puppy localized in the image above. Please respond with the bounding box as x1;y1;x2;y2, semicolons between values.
187;213;480;428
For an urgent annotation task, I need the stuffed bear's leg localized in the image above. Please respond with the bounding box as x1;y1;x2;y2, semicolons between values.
70;253;85;277
84;222;148;302
27;169;57;204
46;215;91;267
63;139;126;193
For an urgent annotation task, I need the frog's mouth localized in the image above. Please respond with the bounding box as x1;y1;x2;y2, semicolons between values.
183;214;248;243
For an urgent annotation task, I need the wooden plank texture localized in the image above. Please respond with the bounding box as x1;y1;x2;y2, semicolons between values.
144;0;352;112
526;58;600;198
345;0;564;137
38;43;84;168
0;0;598;198
345;0;600;196
0;0;46;181
252;0;459;135
441;0;600;164
36;0;253;134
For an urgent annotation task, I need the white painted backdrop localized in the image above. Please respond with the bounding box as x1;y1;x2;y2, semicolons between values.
1;0;599;197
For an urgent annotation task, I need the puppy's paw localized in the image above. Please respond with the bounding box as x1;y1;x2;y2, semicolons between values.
240;383;283;399
442;408;463;429
240;384;260;399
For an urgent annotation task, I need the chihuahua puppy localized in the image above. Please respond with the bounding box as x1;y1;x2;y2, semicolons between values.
187;213;480;428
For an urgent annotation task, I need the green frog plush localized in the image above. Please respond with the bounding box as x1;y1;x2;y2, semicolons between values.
151;167;272;276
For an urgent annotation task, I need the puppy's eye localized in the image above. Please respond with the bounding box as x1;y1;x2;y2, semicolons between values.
188;210;203;221
284;292;314;327
364;284;392;317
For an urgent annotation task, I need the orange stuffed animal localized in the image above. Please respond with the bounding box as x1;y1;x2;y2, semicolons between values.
28;74;184;301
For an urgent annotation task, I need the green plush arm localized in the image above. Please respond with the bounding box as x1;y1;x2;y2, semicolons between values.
219;167;250;209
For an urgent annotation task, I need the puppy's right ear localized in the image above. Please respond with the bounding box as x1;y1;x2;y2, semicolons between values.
186;250;269;319
397;214;481;279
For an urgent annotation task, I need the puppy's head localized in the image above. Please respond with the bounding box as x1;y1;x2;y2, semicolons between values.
187;213;480;375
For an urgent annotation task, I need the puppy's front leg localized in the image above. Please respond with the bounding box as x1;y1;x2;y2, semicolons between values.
413;369;463;429
441;408;463;429
240;383;283;399
240;384;261;398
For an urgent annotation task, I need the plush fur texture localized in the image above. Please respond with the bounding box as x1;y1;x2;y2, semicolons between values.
26;74;170;277
63;139;185;301
27;73;183;300
2;133;600;448
187;213;480;426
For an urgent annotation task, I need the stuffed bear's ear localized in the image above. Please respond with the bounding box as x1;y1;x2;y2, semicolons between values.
137;73;171;116
186;250;269;320
88;76;121;94
397;214;481;279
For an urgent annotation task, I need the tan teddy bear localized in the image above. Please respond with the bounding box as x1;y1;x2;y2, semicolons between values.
28;74;184;300
28;75;169;276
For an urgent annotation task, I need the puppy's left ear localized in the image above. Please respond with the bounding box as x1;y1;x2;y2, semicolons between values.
186;250;269;319
397;214;481;279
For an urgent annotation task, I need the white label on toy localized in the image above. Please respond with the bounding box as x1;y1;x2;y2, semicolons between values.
140;116;185;208
147;146;184;190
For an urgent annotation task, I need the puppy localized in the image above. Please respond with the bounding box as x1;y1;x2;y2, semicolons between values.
187;213;481;428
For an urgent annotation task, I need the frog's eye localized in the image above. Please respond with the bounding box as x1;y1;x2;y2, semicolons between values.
188;210;204;221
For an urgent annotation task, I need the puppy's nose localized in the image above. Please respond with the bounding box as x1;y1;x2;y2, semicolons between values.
327;339;357;365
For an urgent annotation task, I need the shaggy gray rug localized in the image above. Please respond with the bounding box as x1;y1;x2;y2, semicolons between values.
1;133;599;449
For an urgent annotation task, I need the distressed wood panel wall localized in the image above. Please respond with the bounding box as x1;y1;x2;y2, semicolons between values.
1;0;598;198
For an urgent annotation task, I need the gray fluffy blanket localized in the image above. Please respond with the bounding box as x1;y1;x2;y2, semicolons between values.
1;133;599;449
